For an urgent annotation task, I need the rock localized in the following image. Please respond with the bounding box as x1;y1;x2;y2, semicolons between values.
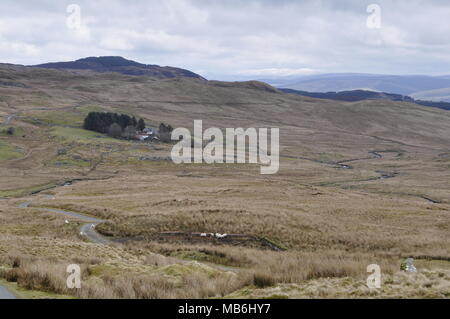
400;258;417;272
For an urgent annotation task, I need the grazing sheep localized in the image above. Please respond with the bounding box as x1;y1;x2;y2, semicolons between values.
215;233;228;239
64;220;69;224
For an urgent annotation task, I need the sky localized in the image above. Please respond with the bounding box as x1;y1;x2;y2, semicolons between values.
1;0;450;80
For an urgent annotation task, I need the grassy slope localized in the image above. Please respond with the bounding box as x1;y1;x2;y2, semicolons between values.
0;278;73;299
0;65;449;298
0;141;23;160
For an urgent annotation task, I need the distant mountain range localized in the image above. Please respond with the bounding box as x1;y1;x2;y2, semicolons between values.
33;56;205;80
264;73;450;102
24;57;450;110
280;88;450;111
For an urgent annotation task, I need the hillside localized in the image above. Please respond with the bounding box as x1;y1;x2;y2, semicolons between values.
0;63;449;299
411;87;450;102
279;88;414;102
268;73;450;97
1;63;449;157
33;56;206;80
279;88;450;111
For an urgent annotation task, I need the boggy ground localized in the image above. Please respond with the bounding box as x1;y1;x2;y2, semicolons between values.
0;151;448;298
0;65;449;298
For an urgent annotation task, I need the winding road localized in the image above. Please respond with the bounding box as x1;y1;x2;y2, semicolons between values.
0;148;442;298
0;284;16;299
0;202;110;299
0;199;241;299
3;114;16;126
282;150;398;177
19;202;108;244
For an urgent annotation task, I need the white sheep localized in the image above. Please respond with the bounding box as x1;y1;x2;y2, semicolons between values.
215;233;228;239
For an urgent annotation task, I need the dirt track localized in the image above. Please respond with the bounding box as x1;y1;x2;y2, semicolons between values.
282;150;399;179
0;284;16;299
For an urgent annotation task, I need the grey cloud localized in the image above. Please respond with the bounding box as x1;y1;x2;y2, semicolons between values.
0;0;449;79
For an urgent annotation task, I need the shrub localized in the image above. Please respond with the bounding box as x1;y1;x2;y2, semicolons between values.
252;272;275;288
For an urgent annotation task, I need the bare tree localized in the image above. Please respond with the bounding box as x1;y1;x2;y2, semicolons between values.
108;123;122;138
158;123;173;142
6;127;15;135
122;125;137;140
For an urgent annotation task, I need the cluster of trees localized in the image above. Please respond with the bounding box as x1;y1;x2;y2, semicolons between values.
159;123;173;134
158;123;173;142
83;112;145;138
0;127;15;136
83;112;175;142
5;127;14;135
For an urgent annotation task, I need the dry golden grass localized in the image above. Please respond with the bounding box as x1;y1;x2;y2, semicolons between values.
0;64;449;298
35;166;449;259
226;269;450;299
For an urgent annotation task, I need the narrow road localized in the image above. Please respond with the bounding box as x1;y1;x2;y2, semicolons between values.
0;285;16;299
282;150;394;173
17;201;241;274
19;202;108;244
3;114;15;126
0;202;117;298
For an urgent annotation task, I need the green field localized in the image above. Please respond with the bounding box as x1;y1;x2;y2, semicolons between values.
50;127;132;145
0;141;23;161
0;278;73;299
22;105;109;127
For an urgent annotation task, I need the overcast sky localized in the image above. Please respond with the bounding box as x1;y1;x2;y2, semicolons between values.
1;0;450;80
